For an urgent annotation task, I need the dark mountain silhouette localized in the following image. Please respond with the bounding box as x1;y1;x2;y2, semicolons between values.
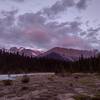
40;52;71;61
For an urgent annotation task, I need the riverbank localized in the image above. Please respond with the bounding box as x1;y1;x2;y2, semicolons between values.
0;73;100;100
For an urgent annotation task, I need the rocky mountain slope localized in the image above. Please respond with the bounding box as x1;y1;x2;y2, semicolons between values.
39;47;98;61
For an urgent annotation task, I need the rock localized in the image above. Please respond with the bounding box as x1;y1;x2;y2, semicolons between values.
32;90;40;96
74;88;85;93
31;89;48;97
57;93;75;100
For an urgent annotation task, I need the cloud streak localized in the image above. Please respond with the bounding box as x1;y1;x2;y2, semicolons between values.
41;0;89;18
76;0;89;10
1;0;25;3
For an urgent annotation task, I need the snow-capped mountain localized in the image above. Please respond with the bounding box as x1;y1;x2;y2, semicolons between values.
9;47;18;53
9;47;43;57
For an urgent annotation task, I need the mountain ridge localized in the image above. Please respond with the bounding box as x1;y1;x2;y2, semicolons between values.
1;47;98;61
38;47;98;61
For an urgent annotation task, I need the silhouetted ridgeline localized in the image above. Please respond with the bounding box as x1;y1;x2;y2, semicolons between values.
0;49;100;74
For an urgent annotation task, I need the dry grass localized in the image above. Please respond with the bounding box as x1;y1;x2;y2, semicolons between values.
73;94;91;100
0;73;100;100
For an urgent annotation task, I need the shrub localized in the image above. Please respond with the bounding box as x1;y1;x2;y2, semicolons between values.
21;75;30;84
20;86;29;91
92;91;100;100
3;79;13;86
69;83;73;87
92;97;100;100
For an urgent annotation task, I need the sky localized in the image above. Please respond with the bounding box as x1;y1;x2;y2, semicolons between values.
0;0;100;50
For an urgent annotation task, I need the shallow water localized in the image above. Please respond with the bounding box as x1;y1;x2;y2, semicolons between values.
0;73;54;80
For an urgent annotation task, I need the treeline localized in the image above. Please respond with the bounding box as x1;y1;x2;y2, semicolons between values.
0;49;100;74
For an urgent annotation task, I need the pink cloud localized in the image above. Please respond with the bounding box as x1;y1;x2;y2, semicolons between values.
23;27;51;43
56;35;92;50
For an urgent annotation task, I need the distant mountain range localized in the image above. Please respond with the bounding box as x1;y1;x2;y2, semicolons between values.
1;47;99;61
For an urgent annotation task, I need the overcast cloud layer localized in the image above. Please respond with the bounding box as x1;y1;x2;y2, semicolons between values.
0;0;100;50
